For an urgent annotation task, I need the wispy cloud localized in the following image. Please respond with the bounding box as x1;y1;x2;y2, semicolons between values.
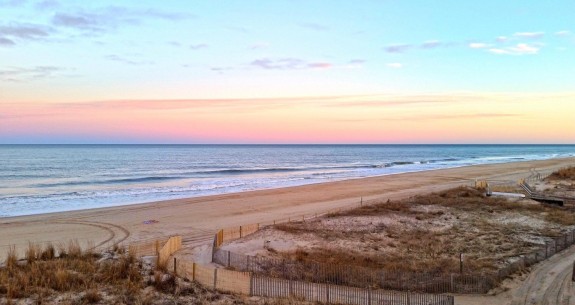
332;113;521;123
0;65;65;82
384;44;411;53
52;13;103;30
489;43;541;55
190;43;208;50
249;42;270;50
496;36;508;42
51;6;191;33
555;30;571;37
0;0;25;7
35;0;59;10
0;23;51;41
299;22;329;31
386;63;403;69
344;59;365;69
514;32;545;39
249;58;333;70
469;42;490;49
104;55;154;66
408;113;521;121
0;37;15;46
421;40;442;49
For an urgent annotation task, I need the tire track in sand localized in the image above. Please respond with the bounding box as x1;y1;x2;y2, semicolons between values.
52;220;130;250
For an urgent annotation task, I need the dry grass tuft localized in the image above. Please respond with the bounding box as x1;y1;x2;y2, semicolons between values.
545;209;575;226
83;289;101;303
547;167;575;180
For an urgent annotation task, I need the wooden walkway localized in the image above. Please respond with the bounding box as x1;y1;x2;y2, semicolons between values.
520;181;566;206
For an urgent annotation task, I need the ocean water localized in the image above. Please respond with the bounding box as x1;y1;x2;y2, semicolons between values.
1;144;574;217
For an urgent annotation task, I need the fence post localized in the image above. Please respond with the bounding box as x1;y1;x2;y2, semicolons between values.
326;284;330;303
192;262;196;281
249;273;254;296
227;251;231;268
367;287;372;305
173;257;177;275
213;268;218;289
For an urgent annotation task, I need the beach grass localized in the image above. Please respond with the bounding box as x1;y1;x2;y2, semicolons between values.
547;166;575;180
0;242;320;305
271;186;574;275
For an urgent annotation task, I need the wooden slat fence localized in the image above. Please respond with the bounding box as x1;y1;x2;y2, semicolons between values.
127;237;169;257
158;235;182;266
214;248;490;294
174;258;454;305
214;228;575;294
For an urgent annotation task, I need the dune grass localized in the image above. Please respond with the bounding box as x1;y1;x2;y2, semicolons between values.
1;242;320;305
547;166;575;181
272;186;575;275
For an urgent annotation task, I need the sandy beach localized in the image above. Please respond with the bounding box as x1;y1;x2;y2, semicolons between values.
1;157;574;260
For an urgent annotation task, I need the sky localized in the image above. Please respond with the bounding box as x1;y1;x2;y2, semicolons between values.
0;0;574;144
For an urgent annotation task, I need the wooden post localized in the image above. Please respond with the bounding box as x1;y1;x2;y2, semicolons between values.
192;262;196;281
367;287;372;305
572;261;575;282
213;268;217;289
227;251;231;267
249;273;254;296
460;253;463;274
173;257;177;274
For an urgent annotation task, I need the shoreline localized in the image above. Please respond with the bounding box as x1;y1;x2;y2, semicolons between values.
3;155;572;219
0;157;573;259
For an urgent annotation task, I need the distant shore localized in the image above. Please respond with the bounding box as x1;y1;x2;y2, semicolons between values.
0;157;573;260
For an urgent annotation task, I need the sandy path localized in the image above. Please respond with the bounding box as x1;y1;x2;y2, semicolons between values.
455;242;575;305
0;157;573;263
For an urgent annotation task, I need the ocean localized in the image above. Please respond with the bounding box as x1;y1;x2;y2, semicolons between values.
1;144;574;217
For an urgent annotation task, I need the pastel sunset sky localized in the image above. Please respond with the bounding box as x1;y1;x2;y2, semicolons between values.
1;0;574;144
